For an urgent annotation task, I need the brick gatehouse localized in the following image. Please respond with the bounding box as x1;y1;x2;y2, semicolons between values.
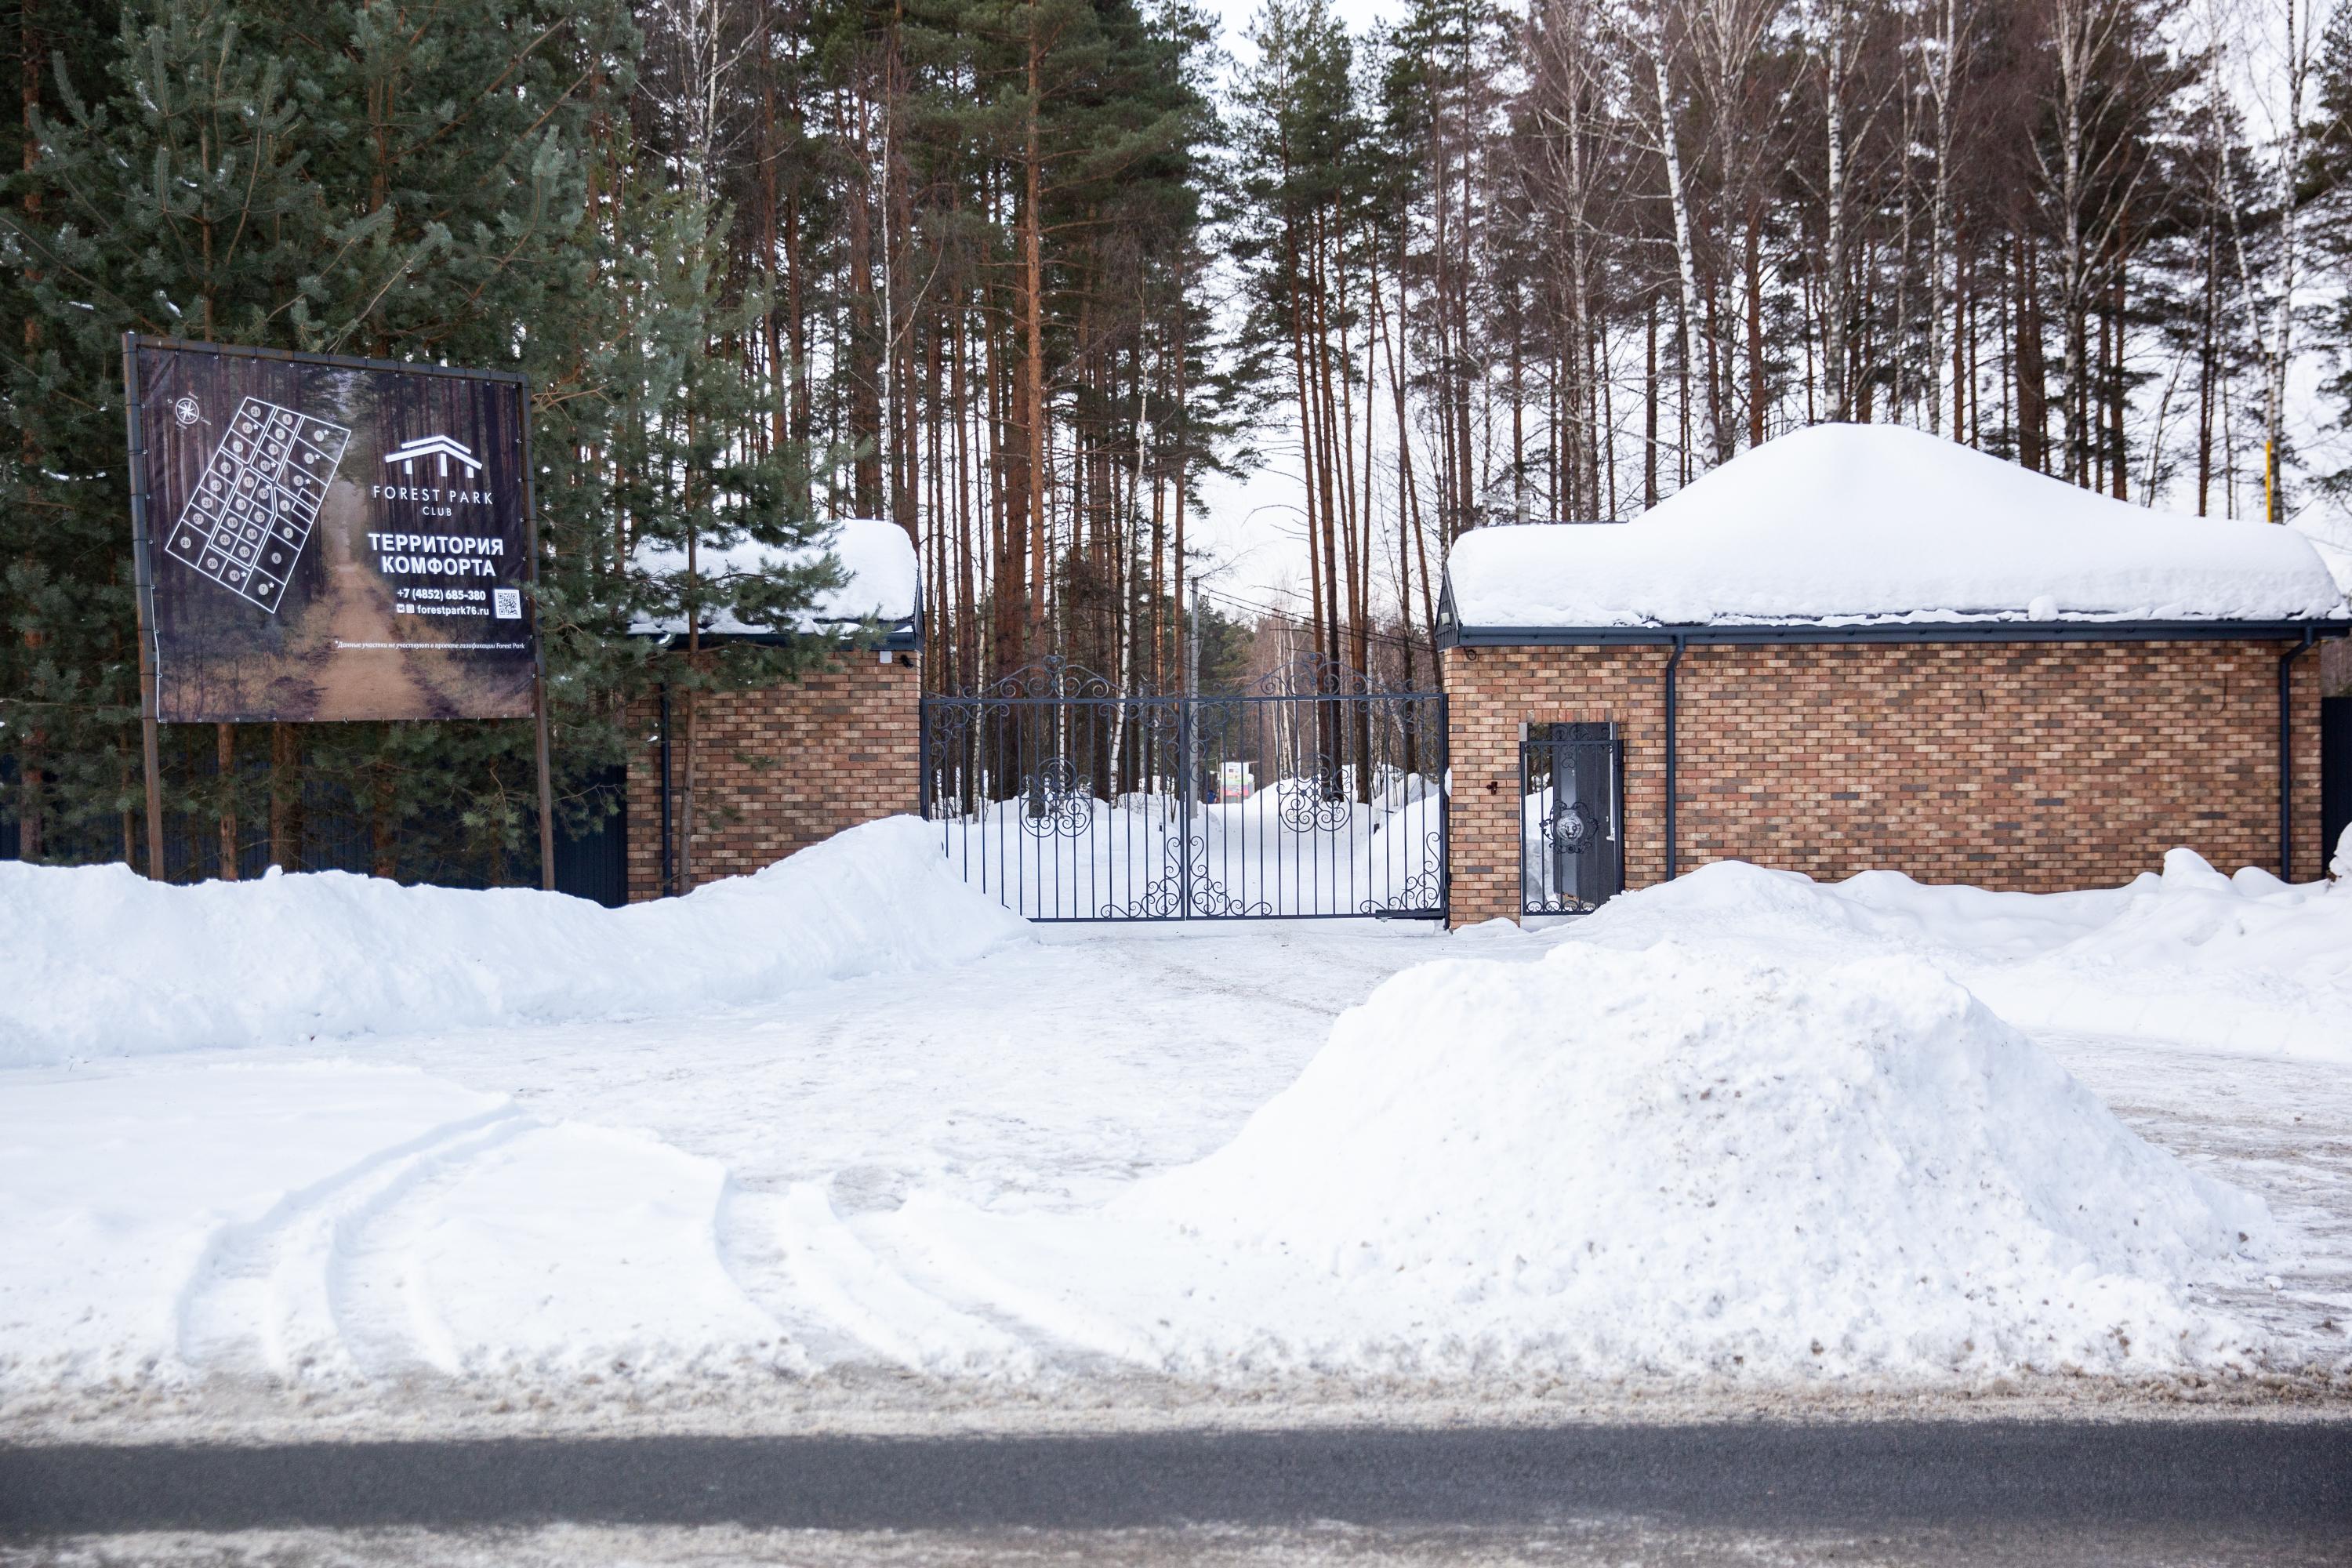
1439;630;2333;927
1437;426;2350;927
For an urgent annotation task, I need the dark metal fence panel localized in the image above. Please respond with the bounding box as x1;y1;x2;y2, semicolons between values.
1;753;624;904
922;657;1447;921
551;765;628;906
2325;696;2350;869
1521;722;1623;915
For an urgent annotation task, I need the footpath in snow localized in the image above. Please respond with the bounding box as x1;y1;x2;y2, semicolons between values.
2;822;2348;1429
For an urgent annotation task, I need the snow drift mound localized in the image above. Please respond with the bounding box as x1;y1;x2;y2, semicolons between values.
1563;850;2352;1061
0;816;1025;1065
1125;943;2271;1379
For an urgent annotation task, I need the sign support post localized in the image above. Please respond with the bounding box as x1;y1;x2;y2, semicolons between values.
520;388;555;891
121;333;168;880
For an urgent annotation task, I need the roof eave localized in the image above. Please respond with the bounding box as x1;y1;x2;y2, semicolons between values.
1440;619;2349;648
629;616;923;653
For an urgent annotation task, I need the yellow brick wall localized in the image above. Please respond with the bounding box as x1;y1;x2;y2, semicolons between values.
1442;639;2328;927
624;651;921;901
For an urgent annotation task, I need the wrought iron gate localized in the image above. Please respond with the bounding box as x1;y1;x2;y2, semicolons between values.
921;657;1447;920
1521;721;1623;915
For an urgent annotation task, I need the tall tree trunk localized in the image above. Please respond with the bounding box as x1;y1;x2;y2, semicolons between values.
1925;0;1958;437
1644;293;1659;507
2016;238;2049;473
848;95;884;517
2198;224;2217;514
1745;209;1766;449
1022;32;1047;655
269;721;301;869
1823;13;1850;421
1650;32;1715;462
215;723;238;880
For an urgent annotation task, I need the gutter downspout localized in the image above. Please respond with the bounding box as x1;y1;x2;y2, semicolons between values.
2281;629;2316;879
1664;635;1686;881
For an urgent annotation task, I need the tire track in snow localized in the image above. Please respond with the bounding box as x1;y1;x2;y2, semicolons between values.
172;1105;532;1381
737;1185;1034;1376
320;1116;546;1379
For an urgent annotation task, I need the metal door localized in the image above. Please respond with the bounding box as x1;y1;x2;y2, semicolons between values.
1521;722;1622;914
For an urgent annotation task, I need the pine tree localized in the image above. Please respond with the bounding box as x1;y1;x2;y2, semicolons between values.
5;0;340;873
0;0;840;882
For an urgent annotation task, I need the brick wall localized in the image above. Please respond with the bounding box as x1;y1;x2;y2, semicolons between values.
624;651;921;901
1442;638;2329;927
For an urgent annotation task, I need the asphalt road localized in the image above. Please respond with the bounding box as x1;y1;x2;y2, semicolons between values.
3;1420;2348;1544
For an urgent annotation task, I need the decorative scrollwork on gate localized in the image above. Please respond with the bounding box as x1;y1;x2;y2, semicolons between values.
978;655;1125;702
1251;652;1375;699
1106;831;1271;919
1361;831;1445;915
1020;755;1095;837
1277;764;1353;833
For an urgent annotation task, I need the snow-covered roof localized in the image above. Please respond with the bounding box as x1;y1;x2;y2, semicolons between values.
2289;500;2352;604
1445;424;2350;632
631;517;920;642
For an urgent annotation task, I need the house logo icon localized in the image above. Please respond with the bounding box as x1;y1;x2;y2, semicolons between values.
383;435;483;481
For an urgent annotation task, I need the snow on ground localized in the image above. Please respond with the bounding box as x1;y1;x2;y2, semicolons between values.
2;830;2348;1433
0;816;1023;1065
884;946;2273;1385
1552;848;2352;1062
0;1064;509;1392
1445;423;2349;628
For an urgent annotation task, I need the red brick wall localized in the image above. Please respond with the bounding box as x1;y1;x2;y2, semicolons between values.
625;651;921;901
1442;638;2328;927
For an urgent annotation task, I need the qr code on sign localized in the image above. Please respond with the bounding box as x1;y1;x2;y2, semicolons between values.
493;588;522;619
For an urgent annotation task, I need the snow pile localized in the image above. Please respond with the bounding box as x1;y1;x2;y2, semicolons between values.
1563;851;2352;1061
1446;424;2348;627
0;816;1025;1065
632;517;919;637
1098;942;2270;1380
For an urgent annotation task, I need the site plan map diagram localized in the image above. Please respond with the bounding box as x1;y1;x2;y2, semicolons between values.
162;397;352;614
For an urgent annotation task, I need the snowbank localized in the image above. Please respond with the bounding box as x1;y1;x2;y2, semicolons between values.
1446;424;2348;627
631;517;919;637
1055;944;2270;1380
0;816;1025;1065
1561;850;2352;1062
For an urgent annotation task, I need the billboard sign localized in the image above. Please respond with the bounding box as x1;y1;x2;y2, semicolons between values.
126;337;537;724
